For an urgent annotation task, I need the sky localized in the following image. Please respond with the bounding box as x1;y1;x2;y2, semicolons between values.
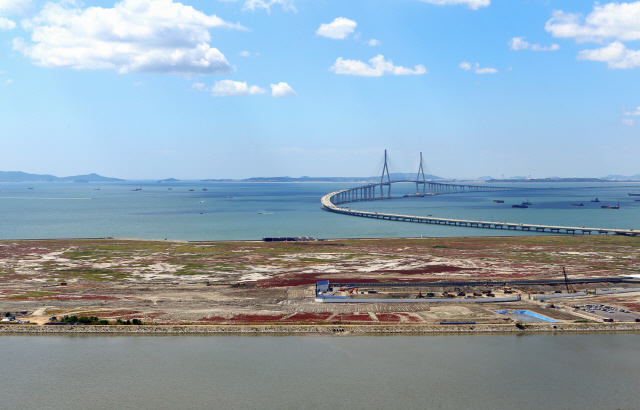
1;0;640;179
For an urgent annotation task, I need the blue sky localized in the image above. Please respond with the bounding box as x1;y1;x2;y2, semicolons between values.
1;0;639;179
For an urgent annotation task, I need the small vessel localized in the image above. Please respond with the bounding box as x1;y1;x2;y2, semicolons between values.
202;187;207;191
628;191;640;197
512;204;528;208
522;199;532;205
226;195;233;199
572;203;584;206
28;187;33;190
591;198;600;202
493;200;504;203
94;187;100;190
189;189;194;192
601;202;620;209
168;188;172;190
131;187;142;191
198;201;204;203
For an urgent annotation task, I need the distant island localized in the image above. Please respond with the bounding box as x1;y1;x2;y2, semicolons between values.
203;173;444;183
158;178;180;182
0;171;125;183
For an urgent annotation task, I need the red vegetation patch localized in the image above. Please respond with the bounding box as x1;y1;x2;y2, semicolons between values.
228;314;286;323
375;313;402;322
378;266;473;275
397;313;422;323
621;303;640;312
37;295;118;301
282;312;333;323
333;314;374;322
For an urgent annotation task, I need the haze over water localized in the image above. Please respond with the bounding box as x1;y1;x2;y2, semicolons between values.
1;181;638;240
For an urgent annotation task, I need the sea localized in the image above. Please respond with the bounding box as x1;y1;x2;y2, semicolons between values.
1;180;639;240
3;181;640;409
2;334;640;409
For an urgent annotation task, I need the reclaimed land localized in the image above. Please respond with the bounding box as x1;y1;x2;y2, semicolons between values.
1;236;640;334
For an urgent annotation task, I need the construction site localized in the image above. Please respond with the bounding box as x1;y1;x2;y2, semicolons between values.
1;235;640;329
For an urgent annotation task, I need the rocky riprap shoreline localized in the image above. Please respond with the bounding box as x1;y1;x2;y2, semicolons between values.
2;323;640;334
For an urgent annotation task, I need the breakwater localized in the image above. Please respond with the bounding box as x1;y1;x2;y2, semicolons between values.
3;323;640;334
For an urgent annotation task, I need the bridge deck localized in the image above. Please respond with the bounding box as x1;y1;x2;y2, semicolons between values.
321;186;638;237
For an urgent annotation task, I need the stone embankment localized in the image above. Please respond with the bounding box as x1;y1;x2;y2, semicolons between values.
2;323;640;334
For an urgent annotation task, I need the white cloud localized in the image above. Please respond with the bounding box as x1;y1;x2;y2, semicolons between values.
546;3;640;43
192;82;208;91
242;0;296;13
0;0;32;14
509;36;560;51
330;55;427;77
577;41;640;69
623;106;640;116
316;17;357;40
270;82;295;97
5;78;13;84
238;50;251;57
460;61;497;74
0;16;15;29
622;119;635;126
210;80;265;96
14;0;245;75
418;0;489;10
367;39;380;46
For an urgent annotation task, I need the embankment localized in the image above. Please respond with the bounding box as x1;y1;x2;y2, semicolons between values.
2;323;640;335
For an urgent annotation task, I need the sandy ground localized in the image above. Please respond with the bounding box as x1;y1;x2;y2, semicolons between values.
1;236;640;326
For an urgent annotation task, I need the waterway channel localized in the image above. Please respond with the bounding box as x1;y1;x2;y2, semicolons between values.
2;334;639;409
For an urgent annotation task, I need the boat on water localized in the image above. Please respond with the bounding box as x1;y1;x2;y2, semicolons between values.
226;195;233;199
512;204;528;208
189;189;194;191
591;198;600;202
493;200;504;203
28;187;33;190
601;202;620;209
522;199;532;205
131;187;142;191
94;187;100;190
572;203;584;206
629;191;640;197
202;187;208;191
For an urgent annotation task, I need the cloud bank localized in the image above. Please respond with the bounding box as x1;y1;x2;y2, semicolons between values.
14;0;245;75
316;17;357;39
509;37;560;51
270;82;296;97
330;55;427;77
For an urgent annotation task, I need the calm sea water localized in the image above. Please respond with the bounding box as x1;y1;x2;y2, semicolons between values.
1;334;639;410
1;181;638;240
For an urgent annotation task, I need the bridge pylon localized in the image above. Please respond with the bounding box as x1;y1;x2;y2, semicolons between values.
380;149;391;197
416;152;427;194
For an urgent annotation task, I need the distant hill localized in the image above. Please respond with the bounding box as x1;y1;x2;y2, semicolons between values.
604;174;640;181
158;178;180;182
213;173;444;183
0;171;125;182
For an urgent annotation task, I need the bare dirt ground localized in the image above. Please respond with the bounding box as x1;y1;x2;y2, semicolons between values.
1;236;640;326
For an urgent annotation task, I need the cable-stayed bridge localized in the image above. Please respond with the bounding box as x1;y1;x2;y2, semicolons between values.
321;150;639;236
